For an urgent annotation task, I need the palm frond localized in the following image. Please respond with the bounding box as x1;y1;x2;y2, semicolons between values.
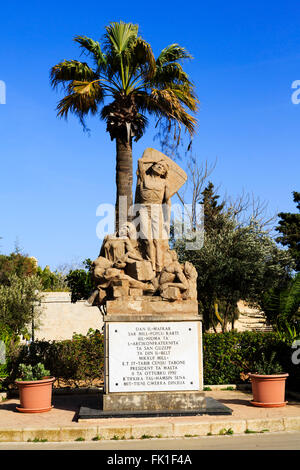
128;37;156;80
170;84;199;112
156;44;193;67
104;21;139;56
282;273;300;318
152;88;197;131
56;81;104;123
74;36;107;71
153;62;191;87
50;60;98;90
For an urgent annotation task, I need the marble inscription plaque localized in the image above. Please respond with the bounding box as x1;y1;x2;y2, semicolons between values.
108;322;200;392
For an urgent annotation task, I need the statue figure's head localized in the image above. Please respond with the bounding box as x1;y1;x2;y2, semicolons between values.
118;222;137;240
151;160;169;178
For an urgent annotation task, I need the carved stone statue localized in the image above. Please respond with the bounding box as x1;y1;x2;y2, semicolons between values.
99;223;143;267
135;156;170;273
89;148;198;307
158;250;198;301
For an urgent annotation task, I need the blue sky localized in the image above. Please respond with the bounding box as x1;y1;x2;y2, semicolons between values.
0;1;299;270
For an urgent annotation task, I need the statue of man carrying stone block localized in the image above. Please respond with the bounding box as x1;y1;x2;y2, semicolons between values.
89;148;197;306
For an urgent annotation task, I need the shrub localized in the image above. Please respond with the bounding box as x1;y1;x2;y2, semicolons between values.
0;323;20;378
17;363;50;381
6;329;299;390
9;329;104;386
203;331;297;387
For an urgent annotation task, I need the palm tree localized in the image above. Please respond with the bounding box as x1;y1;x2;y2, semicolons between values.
50;21;198;230
262;273;300;342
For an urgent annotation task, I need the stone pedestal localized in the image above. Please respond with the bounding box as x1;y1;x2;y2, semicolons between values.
103;299;204;413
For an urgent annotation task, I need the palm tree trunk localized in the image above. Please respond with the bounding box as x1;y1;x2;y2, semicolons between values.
115;138;133;232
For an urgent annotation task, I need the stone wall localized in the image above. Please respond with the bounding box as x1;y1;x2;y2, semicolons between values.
34;292;104;341
34;294;270;342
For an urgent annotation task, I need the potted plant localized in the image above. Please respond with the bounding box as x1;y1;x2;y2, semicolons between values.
248;352;289;408
15;363;55;413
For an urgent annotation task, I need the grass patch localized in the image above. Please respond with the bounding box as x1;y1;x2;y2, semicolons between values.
27;438;48;443
140;434;153;439
219;428;234;435
245;429;269;434
75;437;85;441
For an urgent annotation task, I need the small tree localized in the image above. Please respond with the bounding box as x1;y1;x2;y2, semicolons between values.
276;191;300;272
0;274;43;337
66;259;93;303
0;253;37;284
175;181;294;332
36;265;68;292
200;181;226;235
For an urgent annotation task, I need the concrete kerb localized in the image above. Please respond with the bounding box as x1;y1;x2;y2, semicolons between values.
0;417;300;442
1;386;300;442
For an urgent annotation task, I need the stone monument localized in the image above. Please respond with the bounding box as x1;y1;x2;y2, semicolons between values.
86;148;206;415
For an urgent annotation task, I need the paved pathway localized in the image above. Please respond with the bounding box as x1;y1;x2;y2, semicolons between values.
1;390;300;442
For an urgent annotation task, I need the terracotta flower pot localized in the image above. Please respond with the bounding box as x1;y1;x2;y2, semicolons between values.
15;377;55;413
249;373;289;408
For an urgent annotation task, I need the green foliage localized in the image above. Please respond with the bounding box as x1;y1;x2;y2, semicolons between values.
201;181;225;234
36;266;69;292
262;273;300;343
27;438;48;443
66;259;93;302
10;329;104;386
0;274;43;336
0;323;13;345
0;253;38;283
276;323;299;345
0;250;68;292
219;428;234;435
0;323;19;377
245;429;269;434
202;331;290;385
252;351;283;375
276;191;300;272
50;21;198;145
17;363;50;381
6;330;299;390
175;183;294;331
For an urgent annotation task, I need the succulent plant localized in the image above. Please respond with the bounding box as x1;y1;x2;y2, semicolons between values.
17;363;50;381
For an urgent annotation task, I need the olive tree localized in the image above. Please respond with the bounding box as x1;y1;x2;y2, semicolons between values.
0;274;44;337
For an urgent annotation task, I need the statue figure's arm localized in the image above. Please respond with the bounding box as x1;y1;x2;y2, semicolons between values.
124;239;143;261
137;159;147;183
163;184;171;206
